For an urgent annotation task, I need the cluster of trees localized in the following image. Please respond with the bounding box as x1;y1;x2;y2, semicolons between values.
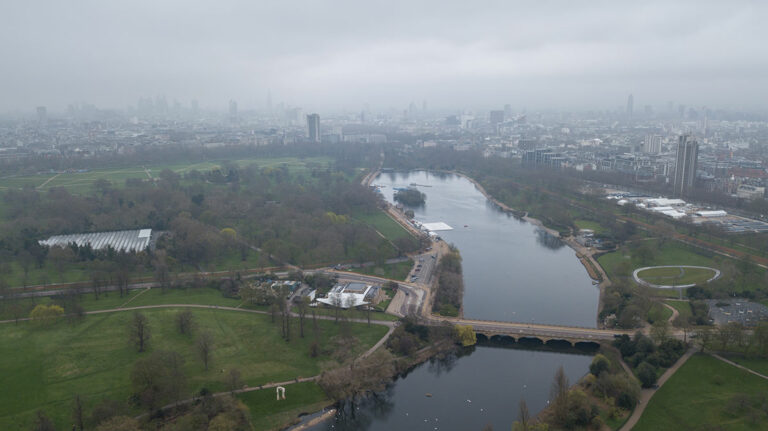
613;330;686;388
600;280;651;329
393;188;426;206
697;321;768;357
386;317;458;356
0;148;420;290
432;246;463;317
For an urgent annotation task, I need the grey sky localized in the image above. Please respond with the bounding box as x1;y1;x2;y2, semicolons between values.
2;1;767;112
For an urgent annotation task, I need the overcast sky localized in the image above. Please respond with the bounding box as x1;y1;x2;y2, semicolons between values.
2;1;767;113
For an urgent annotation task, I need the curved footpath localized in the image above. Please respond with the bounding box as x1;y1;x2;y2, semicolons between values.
632;265;721;289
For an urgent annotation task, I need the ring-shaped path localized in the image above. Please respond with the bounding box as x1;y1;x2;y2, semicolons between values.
632;265;721;289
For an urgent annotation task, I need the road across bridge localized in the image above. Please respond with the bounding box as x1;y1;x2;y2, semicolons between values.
429;317;636;345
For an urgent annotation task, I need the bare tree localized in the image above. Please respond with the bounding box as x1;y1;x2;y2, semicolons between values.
175;309;195;335
130;312;151;352
550;366;570;424
512;398;530;431
297;296;309;338
196;330;215;371
227;369;243;393
71;394;84;431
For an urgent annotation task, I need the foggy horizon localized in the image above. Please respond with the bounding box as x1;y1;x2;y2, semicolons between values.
2;0;768;113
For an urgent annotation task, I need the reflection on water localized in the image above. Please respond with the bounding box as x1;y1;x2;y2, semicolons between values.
308;344;594;431
375;171;598;327
535;228;567;250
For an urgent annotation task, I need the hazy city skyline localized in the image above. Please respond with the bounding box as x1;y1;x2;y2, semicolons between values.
2;1;767;112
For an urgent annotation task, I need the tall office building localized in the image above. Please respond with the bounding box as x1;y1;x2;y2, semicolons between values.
673;135;699;197
489;110;505;125
36;106;47;127
307;113;320;142
643;135;662;154
626;94;634;117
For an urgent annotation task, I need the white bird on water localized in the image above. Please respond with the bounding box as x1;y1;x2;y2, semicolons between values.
467;399;472;403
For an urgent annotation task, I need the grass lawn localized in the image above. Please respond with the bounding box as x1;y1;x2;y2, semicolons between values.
634;354;768;431
0;157;333;195
574;219;607;235
647;302;673;323
352;210;413;242
722;355;768;377
597;240;718;282
636;266;717;286
0;287;241;321
238;381;330;431
349;259;413;281
0;308;388;430
664;300;693;323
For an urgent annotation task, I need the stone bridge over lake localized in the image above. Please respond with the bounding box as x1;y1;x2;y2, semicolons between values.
430;317;634;347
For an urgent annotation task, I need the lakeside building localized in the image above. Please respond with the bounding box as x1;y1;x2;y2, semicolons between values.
317;282;383;308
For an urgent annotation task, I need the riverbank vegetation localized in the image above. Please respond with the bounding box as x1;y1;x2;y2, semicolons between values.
522;347;640;430
432;245;464;317
634;354;768;430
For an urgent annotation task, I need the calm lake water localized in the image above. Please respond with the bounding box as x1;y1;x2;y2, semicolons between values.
307;343;594;431
375;170;598;327
306;171;600;431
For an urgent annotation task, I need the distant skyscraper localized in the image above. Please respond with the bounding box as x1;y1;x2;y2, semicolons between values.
643;135;662;154
673;135;699;197
228;100;238;121
266;90;272;113
626;94;634;117
504;104;512;118
489;110;505;125
422;100;427;113
307;113;320;142
36;106;47;127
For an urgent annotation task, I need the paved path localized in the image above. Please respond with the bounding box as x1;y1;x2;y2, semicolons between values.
710;353;768;381
632;266;721;289
619;348;696;431
0;302;396;328
661;302;679;324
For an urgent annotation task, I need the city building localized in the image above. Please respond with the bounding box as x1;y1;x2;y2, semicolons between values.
626;94;634;118
306;113;320;142
489;110;505;125
643;135;662;154
36;106;47;127
673;135;699;197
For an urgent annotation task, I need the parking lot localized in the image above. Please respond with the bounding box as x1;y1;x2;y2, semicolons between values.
707;299;768;326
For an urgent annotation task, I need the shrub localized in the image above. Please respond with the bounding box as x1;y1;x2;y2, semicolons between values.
589;354;610;377
636;362;657;388
29;304;65;326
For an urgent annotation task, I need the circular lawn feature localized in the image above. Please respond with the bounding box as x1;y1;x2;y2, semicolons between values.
633;265;720;289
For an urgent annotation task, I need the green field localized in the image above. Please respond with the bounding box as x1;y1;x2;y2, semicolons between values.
664;300;693;323
352;210;413;242
237;381;330;430
349;259;413;281
634;354;768;431
574;219;607;235
647;301;673;323
0;307;387;429
0;156;333;195
597;240;718;282
636;266;717;286
723;354;768;377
